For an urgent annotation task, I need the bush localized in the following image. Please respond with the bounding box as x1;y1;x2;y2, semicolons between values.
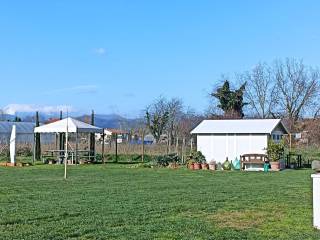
186;151;206;163
96;154;155;163
267;139;285;161
154;154;181;167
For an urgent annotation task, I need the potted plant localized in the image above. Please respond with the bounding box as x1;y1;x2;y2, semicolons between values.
186;151;206;170
187;160;195;170
209;160;216;170
193;151;206;170
201;162;209;170
267;139;285;171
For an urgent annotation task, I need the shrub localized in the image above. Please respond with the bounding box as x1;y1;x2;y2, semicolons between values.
154;154;181;167
97;154;155;163
267;139;285;162
186;151;206;163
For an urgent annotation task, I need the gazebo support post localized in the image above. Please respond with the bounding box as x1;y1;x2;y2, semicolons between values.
32;133;36;164
102;129;105;164
115;133;118;163
64;118;69;179
75;131;79;165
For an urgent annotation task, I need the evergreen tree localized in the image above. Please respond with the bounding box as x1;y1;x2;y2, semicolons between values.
211;80;247;118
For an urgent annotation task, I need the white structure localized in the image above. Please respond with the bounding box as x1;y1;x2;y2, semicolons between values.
34;117;103;134
34;117;103;162
312;174;320;229
10;125;16;165
0;121;54;144
191;119;288;163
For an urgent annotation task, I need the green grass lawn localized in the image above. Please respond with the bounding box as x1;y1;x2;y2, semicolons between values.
0;165;319;240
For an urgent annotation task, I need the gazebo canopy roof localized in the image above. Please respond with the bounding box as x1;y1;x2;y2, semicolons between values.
34;117;103;133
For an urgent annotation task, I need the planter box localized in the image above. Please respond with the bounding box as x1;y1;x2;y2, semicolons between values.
188;163;194;170
6;163;16;167
270;162;280;171
193;163;201;170
201;163;209;170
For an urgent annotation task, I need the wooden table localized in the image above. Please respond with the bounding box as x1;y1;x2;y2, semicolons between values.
42;150;95;164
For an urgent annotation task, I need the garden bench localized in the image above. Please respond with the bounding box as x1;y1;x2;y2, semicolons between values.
241;154;268;171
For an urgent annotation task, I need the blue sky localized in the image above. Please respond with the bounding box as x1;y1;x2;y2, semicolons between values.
1;0;320;117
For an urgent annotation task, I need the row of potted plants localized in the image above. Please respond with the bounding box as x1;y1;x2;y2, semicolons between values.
186;151;216;170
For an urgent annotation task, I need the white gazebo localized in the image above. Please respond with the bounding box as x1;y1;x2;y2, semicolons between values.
34;117;103;163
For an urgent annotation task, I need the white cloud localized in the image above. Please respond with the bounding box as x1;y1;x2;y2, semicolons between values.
3;104;73;115
93;47;106;55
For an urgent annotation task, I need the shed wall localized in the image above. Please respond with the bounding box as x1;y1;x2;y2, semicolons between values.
197;134;268;163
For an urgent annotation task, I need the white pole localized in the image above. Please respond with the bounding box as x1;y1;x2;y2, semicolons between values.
64;115;69;179
10;125;16;165
312;173;320;229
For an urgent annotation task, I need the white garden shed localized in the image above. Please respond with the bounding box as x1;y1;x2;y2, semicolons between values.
191;119;288;163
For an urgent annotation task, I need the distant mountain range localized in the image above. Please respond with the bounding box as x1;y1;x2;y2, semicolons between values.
0;112;141;130
77;114;141;129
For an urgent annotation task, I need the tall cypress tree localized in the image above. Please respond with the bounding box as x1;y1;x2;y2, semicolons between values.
35;111;41;161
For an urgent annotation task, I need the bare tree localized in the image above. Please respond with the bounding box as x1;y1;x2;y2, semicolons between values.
240;63;278;118
275;58;320;129
145;97;169;143
166;98;183;147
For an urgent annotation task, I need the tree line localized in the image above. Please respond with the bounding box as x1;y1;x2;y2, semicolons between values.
144;58;320;144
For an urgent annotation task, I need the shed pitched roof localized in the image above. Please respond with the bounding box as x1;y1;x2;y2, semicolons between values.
191;119;288;134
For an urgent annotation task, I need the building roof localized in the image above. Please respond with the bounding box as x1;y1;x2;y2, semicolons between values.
34;117;103;133
105;129;128;134
0;121;36;134
191;119;288;134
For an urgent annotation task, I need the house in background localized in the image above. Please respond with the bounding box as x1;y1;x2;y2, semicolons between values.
96;129;129;144
191;119;288;163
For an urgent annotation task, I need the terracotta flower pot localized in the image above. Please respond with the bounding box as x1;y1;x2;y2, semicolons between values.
188;163;194;170
193;163;201;170
6;163;16;167
209;163;216;171
201;163;209;170
270;161;280;171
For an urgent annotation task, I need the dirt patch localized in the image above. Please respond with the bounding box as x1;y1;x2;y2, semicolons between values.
208;210;273;230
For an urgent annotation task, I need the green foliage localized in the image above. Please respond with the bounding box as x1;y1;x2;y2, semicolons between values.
267;139;285;162
97;154;155;163
211;80;247;118
154;153;181;167
0;166;318;239
186;151;206;163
